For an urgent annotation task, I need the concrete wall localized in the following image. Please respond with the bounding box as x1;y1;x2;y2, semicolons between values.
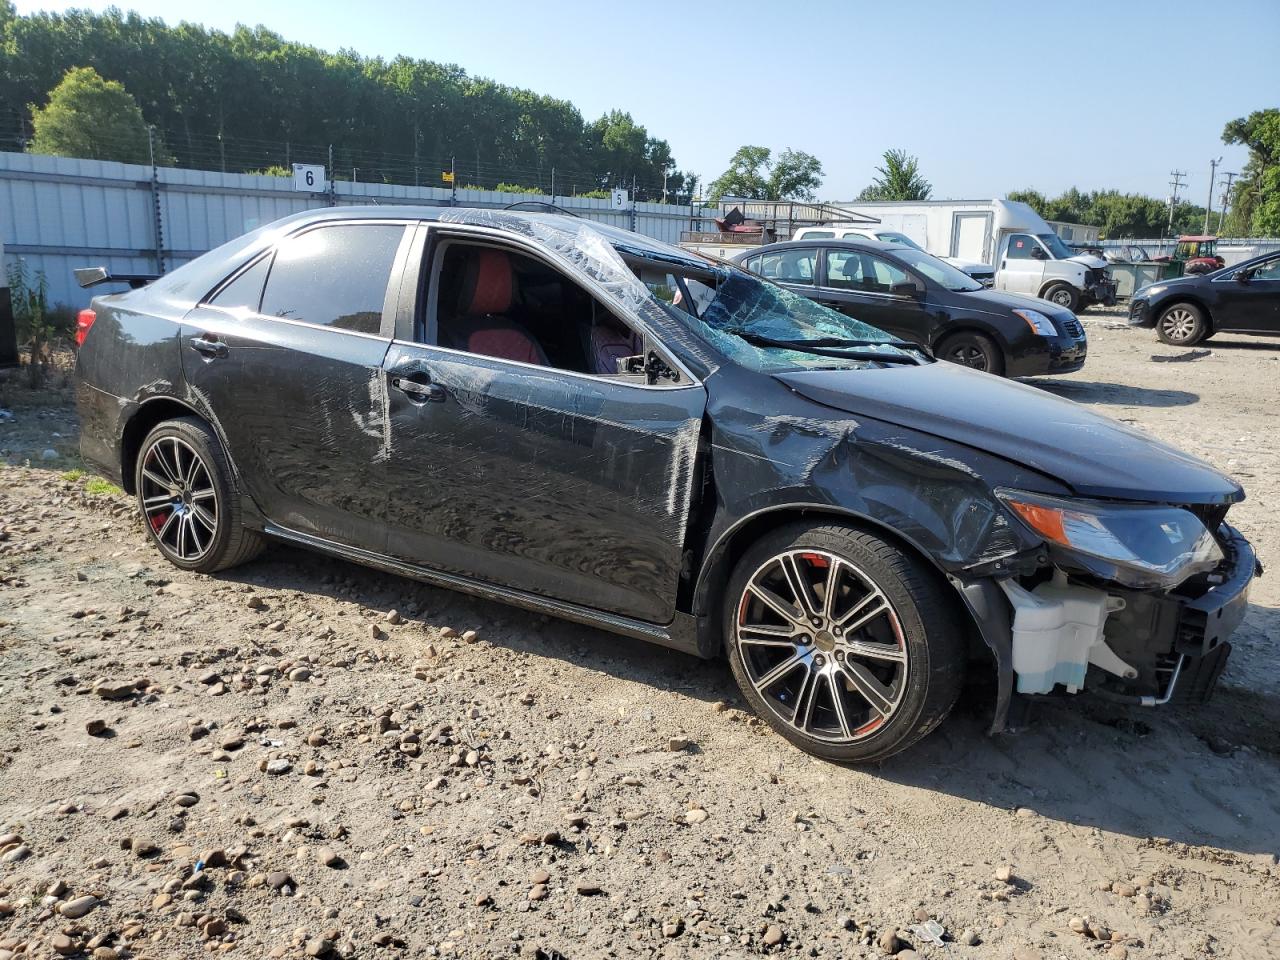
0;151;711;307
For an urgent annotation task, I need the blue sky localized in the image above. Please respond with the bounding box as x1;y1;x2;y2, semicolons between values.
14;0;1280;203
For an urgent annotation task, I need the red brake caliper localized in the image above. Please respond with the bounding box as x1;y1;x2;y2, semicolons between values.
150;511;169;532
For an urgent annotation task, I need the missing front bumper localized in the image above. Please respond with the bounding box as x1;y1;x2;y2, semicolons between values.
969;525;1255;727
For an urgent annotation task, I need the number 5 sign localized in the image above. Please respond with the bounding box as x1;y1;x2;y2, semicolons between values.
292;163;326;193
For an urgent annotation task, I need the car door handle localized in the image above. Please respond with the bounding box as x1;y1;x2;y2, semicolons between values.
188;335;228;359
391;375;447;403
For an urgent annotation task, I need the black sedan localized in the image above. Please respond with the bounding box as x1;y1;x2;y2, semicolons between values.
74;207;1255;763
735;238;1087;376
1129;250;1280;345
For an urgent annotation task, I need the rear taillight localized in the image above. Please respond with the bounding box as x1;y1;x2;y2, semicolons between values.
75;309;96;347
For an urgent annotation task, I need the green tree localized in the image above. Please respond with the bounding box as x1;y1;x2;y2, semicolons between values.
857;149;932;201
0;7;685;191
709;145;770;200
28;66;157;163
709;145;823;201
1222;108;1280;236
1006;189;1048;216
768;148;823;201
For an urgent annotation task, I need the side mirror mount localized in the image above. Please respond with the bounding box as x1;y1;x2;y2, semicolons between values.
890;280;922;298
617;351;680;384
1030;247;1049;261
1232;268;1251;283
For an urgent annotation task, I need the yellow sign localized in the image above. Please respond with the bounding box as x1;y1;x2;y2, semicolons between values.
441;170;454;183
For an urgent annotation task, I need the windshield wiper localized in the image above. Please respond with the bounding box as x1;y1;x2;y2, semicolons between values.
730;331;927;364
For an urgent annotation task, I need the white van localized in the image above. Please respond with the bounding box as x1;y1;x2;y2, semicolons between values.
791;225;994;286
828;199;1116;311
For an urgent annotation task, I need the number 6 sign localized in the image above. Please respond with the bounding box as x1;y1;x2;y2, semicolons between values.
292;163;326;193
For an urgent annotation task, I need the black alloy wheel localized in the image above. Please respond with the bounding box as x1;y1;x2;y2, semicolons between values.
135;417;264;573
725;523;965;762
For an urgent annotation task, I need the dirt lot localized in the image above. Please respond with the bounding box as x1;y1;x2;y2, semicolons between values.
1;316;1278;960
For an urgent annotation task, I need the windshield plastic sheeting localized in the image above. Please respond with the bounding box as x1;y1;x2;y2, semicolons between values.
434;210;912;374
693;271;912;372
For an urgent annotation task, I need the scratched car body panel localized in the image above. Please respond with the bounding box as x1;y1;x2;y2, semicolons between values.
75;206;1260;762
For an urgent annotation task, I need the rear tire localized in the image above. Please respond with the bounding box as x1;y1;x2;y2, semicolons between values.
723;522;966;763
937;330;1005;376
1156;302;1208;346
135;417;264;573
1043;282;1080;311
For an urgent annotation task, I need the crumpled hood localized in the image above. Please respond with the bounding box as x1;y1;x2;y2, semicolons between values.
1067;253;1109;270
775;362;1243;505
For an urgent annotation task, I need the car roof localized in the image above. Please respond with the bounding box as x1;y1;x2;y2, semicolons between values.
219;204;700;265
141;204;707;307
746;237;906;255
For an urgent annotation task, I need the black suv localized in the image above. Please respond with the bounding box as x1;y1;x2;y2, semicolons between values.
737;239;1087;377
1130;250;1280;346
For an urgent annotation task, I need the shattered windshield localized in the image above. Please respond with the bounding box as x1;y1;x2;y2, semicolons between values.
628;256;917;372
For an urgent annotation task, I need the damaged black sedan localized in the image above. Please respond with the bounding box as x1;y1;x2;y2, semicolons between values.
74;207;1258;762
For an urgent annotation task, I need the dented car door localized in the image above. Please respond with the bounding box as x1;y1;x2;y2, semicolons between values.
378;238;708;625
179;221;412;552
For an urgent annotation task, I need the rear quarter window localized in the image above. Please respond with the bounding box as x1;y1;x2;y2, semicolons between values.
208;255;270;311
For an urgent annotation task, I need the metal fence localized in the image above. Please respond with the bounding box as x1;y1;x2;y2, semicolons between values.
0;151;715;308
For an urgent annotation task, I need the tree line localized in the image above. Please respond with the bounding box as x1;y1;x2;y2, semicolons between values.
0;3;688;198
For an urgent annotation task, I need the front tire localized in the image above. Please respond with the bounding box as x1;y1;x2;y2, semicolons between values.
135;417;264;573
937;330;1005;376
1043;282;1080;312
724;523;966;762
1156;302;1208;346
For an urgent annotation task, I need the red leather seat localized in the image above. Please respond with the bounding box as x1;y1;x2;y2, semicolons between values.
446;250;548;366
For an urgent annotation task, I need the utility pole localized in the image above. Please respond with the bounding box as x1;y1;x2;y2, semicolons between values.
1167;169;1186;236
1204;157;1222;233
1217;171;1238;233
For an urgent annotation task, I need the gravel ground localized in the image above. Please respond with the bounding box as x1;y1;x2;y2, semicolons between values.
0;319;1278;960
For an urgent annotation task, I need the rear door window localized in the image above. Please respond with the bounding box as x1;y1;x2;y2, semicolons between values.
824;249;866;289
261;223;406;335
758;249;817;284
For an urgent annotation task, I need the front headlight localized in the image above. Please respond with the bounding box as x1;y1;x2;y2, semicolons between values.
996;489;1223;590
1139;284;1167;298
1011;308;1057;336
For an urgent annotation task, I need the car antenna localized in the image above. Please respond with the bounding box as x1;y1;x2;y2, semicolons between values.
502;200;580;218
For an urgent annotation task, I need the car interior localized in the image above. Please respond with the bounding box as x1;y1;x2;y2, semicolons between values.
430;242;641;376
